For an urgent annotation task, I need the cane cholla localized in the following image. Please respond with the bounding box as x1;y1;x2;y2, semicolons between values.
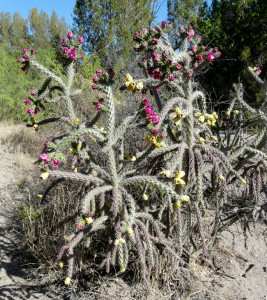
17;22;266;288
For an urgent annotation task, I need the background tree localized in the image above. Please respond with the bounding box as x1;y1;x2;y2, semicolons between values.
196;0;267;103
73;0;153;67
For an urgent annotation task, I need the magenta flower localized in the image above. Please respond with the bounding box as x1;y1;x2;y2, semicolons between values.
92;84;97;90
206;52;215;62
39;153;50;163
160;132;166;138
78;36;85;43
216;51;222;58
142;57;147;62
256;67;262;73
93;76;99;83
153;68;162;80
17;58;22;63
162;50;168;58
76;223;84;230
61;39;67;46
142;42;148;49
152;52;159;63
168;74;175;81
62;47;70;54
23;48;28;54
178;26;184;31
142;98;149;105
67;32;74;39
27;108;35;115
176;64;183;71
95;69;102;75
225;119;230;125
187;72;192;78
23;55;30;61
152;128;159;135
190;46;196;53
30;90;36;96
23;100;31;105
79;53;84;59
197;35;202;41
156;87;160;93
161;21;167;27
150;28;155;33
152;38;159;45
44;141;50;148
94;102;102;110
167;59;173;66
145;106;154;114
21;67;27;74
51;159;60;168
31;49;37;55
146;67;154;76
133;30;142;40
152;116;160;125
196;54;203;62
70;47;76;53
201;46;206;51
68;52;76;60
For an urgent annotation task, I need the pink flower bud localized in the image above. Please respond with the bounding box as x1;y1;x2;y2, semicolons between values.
51;159;60;168
61;39;67;46
190;45;196;53
23;100;31;105
30;90;36;96
68;52;76;60
162;50;168;58
31;49;38;55
95;69;102;75
39;153;50;163
168;74;175;81
142;98;149;105
27;108;35;115
23;48;28;54
152;38;159;45
78;36;85;43
176;64;183;71
79;53;84;59
93;76;99;83
161;21;167;28
44;141;50;148
67;32;74;39
62;47;70;54
187;72;192;78
152;128;159;135
21;67;27;74
17;58;22;63
92;84;97;90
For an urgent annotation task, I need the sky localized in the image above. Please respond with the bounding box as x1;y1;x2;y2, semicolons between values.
0;0;169;27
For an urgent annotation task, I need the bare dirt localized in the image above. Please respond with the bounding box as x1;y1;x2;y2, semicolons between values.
0;123;266;300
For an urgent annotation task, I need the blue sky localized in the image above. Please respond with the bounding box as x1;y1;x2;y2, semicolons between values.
1;0;169;27
0;0;211;27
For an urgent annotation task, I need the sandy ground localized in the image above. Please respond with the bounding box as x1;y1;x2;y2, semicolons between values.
0;123;266;300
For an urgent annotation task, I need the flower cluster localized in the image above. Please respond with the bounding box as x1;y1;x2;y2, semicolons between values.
194;111;218;127
93;95;105;111
61;32;84;61
17;48;38;74
121;73;143;92
169;107;184;126
91;68;116;89
174;170;186;186
76;212;94;230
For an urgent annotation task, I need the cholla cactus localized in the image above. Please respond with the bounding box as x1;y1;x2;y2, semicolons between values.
18;24;266;289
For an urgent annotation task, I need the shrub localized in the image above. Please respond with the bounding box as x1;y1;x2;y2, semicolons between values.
16;24;266;291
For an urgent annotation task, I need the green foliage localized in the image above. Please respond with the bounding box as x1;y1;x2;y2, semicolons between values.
196;0;267;102
73;0;153;66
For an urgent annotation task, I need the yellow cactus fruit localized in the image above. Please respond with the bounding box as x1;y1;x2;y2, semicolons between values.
209;136;218;142
240;178;246;185
59;261;64;268
77;140;82;149
73;118;80;125
180;195;190;202
40;172;49;180
33;124;39;131
85;217;94;224
175;200;181;208
125;73;133;82
219;175;225;182
142;194;149;201
64;277;71;285
36;194;43;200
69;148;76;154
198;115;205;124
136;82;143;90
194;112;202;118
120;267;126;273
198;137;205;144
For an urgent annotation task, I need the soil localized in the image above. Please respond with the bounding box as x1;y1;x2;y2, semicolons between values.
0;123;266;300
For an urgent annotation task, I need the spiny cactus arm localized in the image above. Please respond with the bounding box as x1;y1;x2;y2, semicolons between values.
253;127;267;149
66;62;75;93
81;185;113;214
55;127;106;152
194;150;204;204
112;114;138;144
247;68;264;85
38;76;53;95
85;111;102;128
103;86;115;140
30;60;65;88
190;91;206;114
89;215;109;233
49;170;104;184
145;143;183;162
121;176;180;201
158;97;190;127
70;89;82;98
166;81;186;98
168;142;187;173
118;186;136;226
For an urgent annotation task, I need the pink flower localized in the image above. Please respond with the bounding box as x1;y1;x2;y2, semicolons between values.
178;26;184;31
133;45;140;52
214;47;218;52
88;211;93;217
142;42;148;49
39;153;50;163
168;74;175;81
156;88;160;93
67;32;74;39
23;49;28;54
196;54;203;62
187;72;192;78
176;64;183;71
167;59;173;66
94;102;102;110
23;55;30;61
44;141;50;148
70;47;76;53
17;58;22;63
78;36;85;43
225;119;230;125
62;47;70;54
256;67;262;73
51;159;60;168
152;116;159;125
168;24;173;28
149;28;155;33
79;53;84;59
201;46;206;51
152;52;159;63
152;128;159;135
27;108;35;115
68;52;76;60
133;30;142;40
161;21;167;28
93;76;99;83
197;35;202;41
94;69;102;76
215;51;222;58
144;106;154;114
142;57;147;62
142;98;149;105
153;68;162;80
152;38;159;45
162;50;168;58
206;52;215;62
160;132;166;138
190;46;196;53
23;100;31;105
61;39;67;46
146;67;154;76
30;90;36;96
92;84;97;90
76;223;84;230
21;67;27;74
31;49;38;55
